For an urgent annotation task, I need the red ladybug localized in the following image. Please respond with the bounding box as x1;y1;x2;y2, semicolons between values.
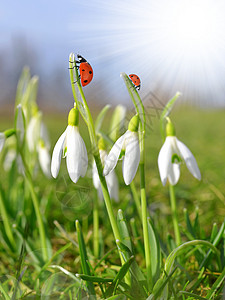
76;54;93;87
129;74;141;90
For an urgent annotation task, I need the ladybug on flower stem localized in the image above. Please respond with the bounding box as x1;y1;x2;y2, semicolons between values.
73;54;94;87
129;74;141;90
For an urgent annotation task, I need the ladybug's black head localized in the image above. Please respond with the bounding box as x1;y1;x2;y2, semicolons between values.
77;54;87;63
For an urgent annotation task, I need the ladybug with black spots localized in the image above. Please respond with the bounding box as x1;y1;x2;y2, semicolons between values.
129;74;141;90
76;54;93;87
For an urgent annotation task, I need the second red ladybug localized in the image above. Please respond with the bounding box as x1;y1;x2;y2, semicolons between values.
76;54;93;87
129;74;141;90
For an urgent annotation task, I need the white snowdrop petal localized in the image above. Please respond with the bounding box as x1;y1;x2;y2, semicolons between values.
38;146;51;177
123;133;140;185
176;139;201;180
66;126;83;183
103;133;126;176
40;122;50;149
51;129;67;178
0;133;5;152
106;170;119;201
158;137;173;186
168;162;180;186
92;160;100;189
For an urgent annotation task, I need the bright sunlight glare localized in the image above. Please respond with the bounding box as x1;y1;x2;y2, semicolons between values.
71;0;225;106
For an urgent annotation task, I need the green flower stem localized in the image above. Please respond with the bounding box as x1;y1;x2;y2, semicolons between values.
121;73;152;291
137;92;152;292
69;53;122;253
20;151;48;261
169;184;181;246
93;154;122;242
93;194;99;258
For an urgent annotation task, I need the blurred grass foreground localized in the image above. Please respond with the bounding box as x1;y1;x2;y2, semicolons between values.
0;66;224;299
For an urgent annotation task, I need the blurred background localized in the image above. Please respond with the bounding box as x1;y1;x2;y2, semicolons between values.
1;0;225;112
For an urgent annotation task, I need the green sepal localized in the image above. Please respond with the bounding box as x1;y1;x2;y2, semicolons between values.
165;118;176;137
68;107;79;126
128;114;139;132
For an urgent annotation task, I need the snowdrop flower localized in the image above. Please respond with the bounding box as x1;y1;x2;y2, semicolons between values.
27;112;43;152
104;114;140;185
26;111;51;177
51;107;88;183
158;119;201;186
93;140;119;201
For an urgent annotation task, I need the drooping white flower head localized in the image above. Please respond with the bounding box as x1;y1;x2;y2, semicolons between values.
26;112;42;152
103;114;140;185
51;107;88;183
93;145;119;201
158;119;201;186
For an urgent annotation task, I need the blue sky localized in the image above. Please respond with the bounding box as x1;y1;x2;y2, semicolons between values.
1;0;225;108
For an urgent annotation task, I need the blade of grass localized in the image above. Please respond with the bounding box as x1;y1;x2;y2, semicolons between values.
199;219;225;270
75;220;96;298
206;267;225;299
147;218;161;285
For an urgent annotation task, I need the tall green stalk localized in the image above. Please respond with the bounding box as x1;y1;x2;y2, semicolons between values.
169;184;181;246
69;53;122;245
121;72;152;291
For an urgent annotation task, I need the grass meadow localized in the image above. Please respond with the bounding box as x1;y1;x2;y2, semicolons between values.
0;68;225;299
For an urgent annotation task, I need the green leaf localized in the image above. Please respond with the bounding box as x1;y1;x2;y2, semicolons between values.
147;267;177;300
147;218;161;285
206;266;225;299
15;66;31;107
76;274;113;283
95;104;111;133
117;209;133;253
75;220;96;298
35;242;72;280
130;218;144;257
165;240;221;275
0;282;11;300
109;105;126;142
159;92;181;140
184;208;196;239
199;219;225;270
210;223;218;243
105;256;135;297
116;241;148;299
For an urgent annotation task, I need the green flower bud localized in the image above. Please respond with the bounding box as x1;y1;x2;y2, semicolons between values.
68;107;79;126
128;114;139;132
